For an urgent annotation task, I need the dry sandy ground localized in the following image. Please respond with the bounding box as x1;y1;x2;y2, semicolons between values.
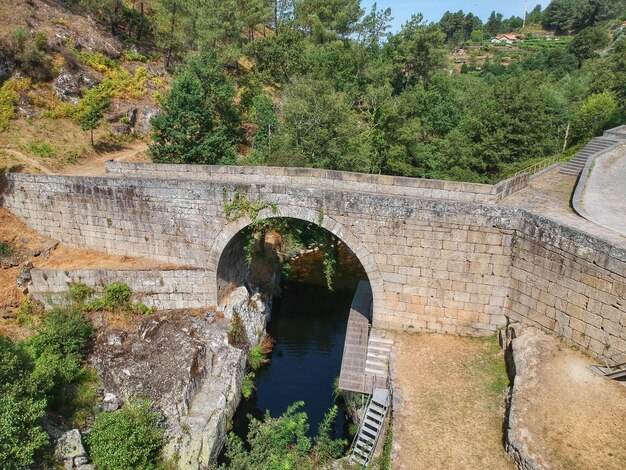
513;327;626;470
0;208;178;318
391;332;514;469
1;141;149;176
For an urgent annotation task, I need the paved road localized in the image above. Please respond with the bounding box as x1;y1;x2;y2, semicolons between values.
500;162;626;247
579;144;626;237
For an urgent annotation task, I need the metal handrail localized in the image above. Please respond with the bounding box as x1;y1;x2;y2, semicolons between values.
512;154;561;179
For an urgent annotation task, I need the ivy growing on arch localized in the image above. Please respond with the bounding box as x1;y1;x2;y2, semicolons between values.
222;190;340;290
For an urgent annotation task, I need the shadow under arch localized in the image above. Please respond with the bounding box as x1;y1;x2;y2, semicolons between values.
209;205;384;324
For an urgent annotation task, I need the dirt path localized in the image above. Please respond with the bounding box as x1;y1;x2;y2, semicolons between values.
511;326;626;470
60;141;149;176
391;332;514;470
2;148;53;174
1;141;149;176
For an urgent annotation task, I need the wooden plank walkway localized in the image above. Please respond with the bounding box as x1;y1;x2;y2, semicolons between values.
338;281;372;393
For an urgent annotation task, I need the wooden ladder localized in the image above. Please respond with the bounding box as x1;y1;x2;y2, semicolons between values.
348;387;390;467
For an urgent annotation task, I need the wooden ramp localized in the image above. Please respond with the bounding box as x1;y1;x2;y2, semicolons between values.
338;281;372;393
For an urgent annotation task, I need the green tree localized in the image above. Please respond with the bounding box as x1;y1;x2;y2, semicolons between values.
78;89;110;145
149;49;239;164
247;94;279;164
88;398;164;470
571;91;618;142
568;26;610;62
526;4;544;24
218;402;345;469
542;0;587;32
485;11;504;36
388;15;447;90
269;77;373;171
246;29;306;83
294;0;364;43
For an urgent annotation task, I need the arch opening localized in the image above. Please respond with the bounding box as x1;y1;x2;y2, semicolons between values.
211;208;384;323
214;215;379;447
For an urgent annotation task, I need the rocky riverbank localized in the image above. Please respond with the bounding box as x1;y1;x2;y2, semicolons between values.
90;286;271;469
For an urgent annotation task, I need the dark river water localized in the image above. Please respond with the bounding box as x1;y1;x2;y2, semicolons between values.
227;280;357;446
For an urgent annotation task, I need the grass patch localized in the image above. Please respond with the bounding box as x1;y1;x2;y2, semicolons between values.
0;78;31;131
56;367;100;428
468;334;509;397
27;140;56;158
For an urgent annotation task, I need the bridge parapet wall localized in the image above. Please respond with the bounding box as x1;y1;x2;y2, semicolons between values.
105;161;527;204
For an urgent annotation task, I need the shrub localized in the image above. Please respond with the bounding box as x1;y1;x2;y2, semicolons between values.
0;394;49;470
11;28;28;52
572;91;619;143
130;302;154;315
0;81;19;131
218;402;345;468
248;335;274;370
0;241;12;258
88;398;164;470
33;32;48;51
68;282;94;303
56;367;100;428
76;50;118;73
227;312;247;349
27;308;95;360
241;372;255;399
103;283;132;310
14;295;41;326
19;45;55;81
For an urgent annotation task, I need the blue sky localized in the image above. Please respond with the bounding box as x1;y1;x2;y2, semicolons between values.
362;1;552;31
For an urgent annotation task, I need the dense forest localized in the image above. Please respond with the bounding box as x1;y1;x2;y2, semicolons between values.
2;0;625;182
141;0;625;182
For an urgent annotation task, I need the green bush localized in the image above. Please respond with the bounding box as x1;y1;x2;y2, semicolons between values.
130;302;154;315
218;402;345;469
56;367;100;428
0;394;49;470
68;282;94;303
241;372;255;399
0;309;96;467
27;308;94;361
88;398;164;470
103;283;132;309
0;241;12;258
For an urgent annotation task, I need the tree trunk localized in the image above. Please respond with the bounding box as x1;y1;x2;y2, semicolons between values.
166;1;178;69
137;2;144;41
274;1;279;35
90;128;94;146
563;122;570;152
128;0;137;38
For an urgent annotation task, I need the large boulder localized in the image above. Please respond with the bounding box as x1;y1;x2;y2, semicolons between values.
55;429;86;462
90;295;269;469
0;48;16;85
54;66;101;104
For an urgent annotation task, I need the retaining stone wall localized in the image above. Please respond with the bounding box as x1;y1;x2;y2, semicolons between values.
30;268;212;310
507;214;626;360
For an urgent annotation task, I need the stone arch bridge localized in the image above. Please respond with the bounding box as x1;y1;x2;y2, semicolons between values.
1;161;625;361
